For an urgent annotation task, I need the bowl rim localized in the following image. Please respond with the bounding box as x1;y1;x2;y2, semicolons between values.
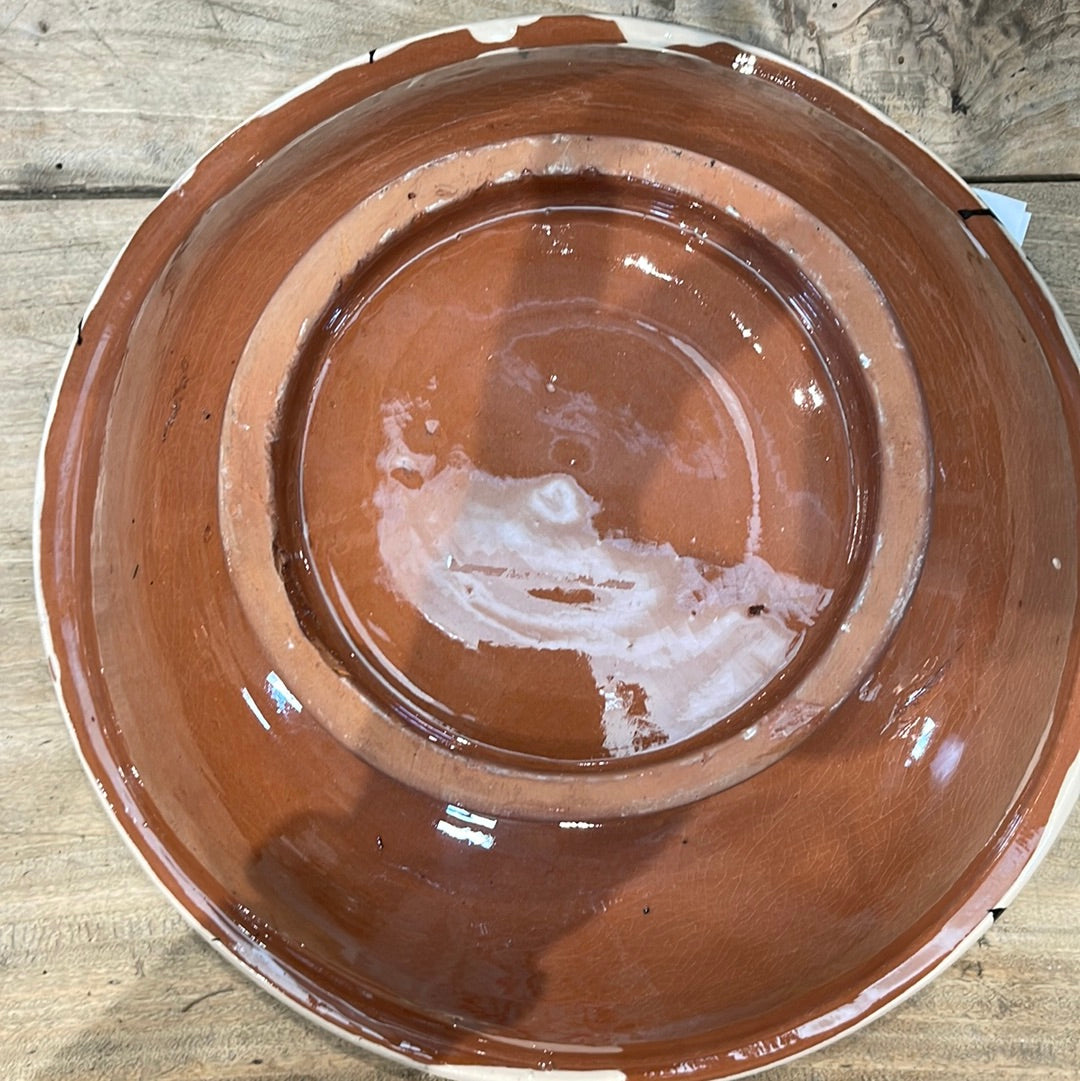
33;13;1080;1081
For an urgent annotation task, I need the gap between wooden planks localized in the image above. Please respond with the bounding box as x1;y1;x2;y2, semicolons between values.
0;0;1078;195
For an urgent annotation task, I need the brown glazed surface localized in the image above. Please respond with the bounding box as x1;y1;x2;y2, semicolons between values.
37;16;1080;1080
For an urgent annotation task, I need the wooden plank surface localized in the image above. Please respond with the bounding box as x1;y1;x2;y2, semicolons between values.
0;0;1078;193
1;188;1078;1081
2;3;1079;1079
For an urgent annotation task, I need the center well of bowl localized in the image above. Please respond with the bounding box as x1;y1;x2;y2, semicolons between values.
273;174;872;766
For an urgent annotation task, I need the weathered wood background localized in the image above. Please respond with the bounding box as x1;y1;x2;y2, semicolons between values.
1;3;1078;1079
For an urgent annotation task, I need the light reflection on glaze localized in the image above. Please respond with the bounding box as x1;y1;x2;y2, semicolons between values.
903;716;937;767
662;333;763;556
622;252;680;284
266;670;303;715
240;686;272;731
436;820;495;849
437;805;497;849
731;52;757;76
930;734;965;786
792;382;826;410
445;804;498;829
369;397;832;757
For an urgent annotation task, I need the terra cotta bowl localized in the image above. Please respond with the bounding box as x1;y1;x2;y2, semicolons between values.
36;14;1080;1080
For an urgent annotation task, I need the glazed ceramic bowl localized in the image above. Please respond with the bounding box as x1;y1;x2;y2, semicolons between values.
36;15;1080;1080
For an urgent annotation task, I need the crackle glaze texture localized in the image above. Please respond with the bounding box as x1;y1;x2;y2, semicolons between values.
37;16;1080;1081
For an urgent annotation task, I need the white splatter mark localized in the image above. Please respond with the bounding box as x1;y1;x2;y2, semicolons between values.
369;398;831;757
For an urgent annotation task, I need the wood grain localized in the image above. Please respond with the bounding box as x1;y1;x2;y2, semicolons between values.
0;183;1078;1079
0;1;1078;195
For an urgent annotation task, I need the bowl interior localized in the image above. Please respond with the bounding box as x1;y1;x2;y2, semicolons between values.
37;17;1080;1080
